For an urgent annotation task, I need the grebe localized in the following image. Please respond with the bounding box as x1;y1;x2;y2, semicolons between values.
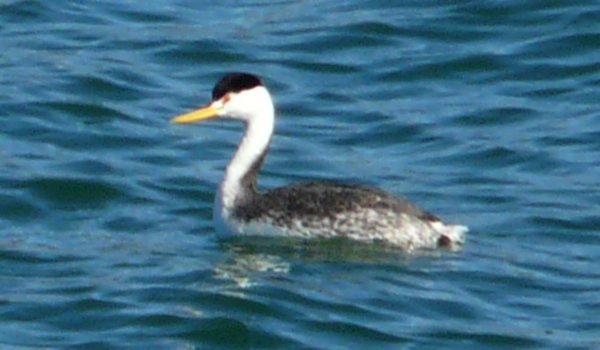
172;73;467;251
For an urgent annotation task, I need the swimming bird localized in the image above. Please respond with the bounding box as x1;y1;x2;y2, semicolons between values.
172;72;467;251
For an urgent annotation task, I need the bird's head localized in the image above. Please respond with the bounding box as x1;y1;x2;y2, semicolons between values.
172;72;274;124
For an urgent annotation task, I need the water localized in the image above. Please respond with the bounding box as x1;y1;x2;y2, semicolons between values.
1;0;599;348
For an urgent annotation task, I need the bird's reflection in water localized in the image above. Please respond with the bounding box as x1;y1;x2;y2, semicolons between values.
212;236;455;288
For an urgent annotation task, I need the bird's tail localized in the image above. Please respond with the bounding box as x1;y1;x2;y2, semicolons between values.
431;221;468;248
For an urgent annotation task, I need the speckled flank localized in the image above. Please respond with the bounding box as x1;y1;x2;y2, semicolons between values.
229;182;466;250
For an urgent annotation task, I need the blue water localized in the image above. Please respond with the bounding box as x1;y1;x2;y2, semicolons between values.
1;1;599;348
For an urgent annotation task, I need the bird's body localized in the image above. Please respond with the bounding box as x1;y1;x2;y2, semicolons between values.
173;73;467;251
220;181;465;250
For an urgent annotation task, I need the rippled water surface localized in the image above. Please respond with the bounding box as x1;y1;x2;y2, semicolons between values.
1;1;599;348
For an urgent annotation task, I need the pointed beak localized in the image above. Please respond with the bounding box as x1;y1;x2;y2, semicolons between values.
171;102;220;124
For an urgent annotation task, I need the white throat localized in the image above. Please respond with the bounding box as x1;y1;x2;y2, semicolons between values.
216;87;275;212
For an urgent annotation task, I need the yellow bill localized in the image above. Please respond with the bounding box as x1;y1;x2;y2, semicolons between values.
171;105;220;124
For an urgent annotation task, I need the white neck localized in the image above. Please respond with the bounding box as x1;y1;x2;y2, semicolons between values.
217;88;275;211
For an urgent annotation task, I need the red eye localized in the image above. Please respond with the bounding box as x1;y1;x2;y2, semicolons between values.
222;94;231;103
